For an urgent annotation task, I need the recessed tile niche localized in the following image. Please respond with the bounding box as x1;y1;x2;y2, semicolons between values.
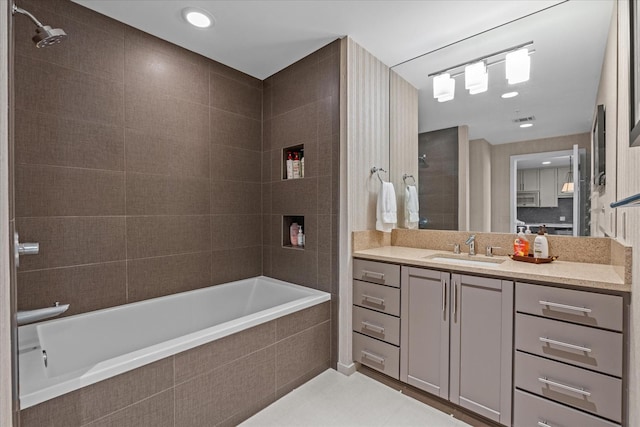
282;144;305;180
282;215;305;249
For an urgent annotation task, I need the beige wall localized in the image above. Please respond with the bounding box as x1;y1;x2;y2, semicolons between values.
614;1;640;425
469;138;492;232
592;1;619;238
490;133;590;232
390;70;418;228
339;37;390;373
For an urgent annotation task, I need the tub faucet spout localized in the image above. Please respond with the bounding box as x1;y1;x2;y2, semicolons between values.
464;234;476;256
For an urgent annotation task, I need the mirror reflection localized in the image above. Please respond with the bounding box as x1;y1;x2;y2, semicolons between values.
391;1;614;235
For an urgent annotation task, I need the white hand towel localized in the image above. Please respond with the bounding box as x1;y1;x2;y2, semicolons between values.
376;182;397;232
405;185;419;229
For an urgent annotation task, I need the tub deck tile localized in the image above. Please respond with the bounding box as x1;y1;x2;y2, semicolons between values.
82;389;174;427
276;300;330;340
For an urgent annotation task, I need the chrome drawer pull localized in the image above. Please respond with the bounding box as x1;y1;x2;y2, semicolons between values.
362;270;385;280
362;294;385;305
539;300;592;313
361;321;385;334
537;421;552;427
539;337;592;353
361;350;385;365
538;377;591;397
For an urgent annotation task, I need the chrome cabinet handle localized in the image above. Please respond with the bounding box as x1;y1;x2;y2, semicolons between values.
538;377;591;397
362;294;384;305
452;280;458;318
361;350;385;365
539;337;592;353
361;321;385;334
441;278;447;313
539;300;592;313
537;421;552;427
362;270;385;280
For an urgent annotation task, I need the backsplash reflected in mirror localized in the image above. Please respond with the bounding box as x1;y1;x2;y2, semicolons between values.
392;0;615;235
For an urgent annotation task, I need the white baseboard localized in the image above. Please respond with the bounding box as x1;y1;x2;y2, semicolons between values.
337;361;356;376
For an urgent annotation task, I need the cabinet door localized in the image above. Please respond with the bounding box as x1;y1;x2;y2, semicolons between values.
539;168;558;207
522;169;539;191
450;274;513;425
400;267;449;399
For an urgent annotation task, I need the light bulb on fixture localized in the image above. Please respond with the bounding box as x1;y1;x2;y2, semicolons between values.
465;61;488;94
433;73;455;102
506;48;530;84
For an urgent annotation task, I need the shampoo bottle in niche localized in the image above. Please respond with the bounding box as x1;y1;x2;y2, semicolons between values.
533;225;549;258
297;226;304;247
292;152;301;178
286;152;293;179
290;222;298;246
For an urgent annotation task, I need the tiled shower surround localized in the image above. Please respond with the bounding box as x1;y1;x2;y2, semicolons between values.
12;0;340;424
20;302;331;427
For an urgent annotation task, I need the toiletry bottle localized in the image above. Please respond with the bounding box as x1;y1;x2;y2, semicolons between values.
286;152;293;179
290;222;298;246
533;225;549;258
525;225;532;235
514;227;525;256
297;226;304;247
519;227;530;255
292;152;301;179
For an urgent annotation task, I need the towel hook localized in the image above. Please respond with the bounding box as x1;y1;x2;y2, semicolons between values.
402;174;416;185
370;167;387;183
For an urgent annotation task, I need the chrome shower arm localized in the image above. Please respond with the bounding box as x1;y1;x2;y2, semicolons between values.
12;4;45;28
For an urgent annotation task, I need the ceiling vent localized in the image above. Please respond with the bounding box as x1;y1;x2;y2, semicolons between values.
513;116;536;123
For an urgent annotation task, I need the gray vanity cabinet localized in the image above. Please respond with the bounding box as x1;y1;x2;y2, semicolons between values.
401;267;514;426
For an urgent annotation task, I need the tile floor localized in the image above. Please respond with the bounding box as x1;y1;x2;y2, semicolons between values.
240;369;472;426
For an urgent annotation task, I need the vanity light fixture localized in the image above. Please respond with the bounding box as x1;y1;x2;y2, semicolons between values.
502;91;519;99
561;156;574;193
506;48;531;84
433;73;455;102
428;41;533;102
520;123;533;128
465;61;488;94
182;7;214;28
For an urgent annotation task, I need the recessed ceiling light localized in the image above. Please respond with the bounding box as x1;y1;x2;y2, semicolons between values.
542;161;551;165
182;7;214;28
501;91;519;99
520;123;533;128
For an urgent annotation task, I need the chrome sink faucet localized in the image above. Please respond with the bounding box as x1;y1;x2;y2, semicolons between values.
464;234;476;255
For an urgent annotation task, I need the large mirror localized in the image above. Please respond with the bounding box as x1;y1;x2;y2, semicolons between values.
391;0;615;236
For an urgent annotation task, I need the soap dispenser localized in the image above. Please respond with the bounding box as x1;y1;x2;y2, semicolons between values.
533;225;549;258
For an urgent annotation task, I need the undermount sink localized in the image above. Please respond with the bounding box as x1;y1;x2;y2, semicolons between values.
424;253;506;267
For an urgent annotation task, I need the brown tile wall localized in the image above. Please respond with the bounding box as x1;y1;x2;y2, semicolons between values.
13;0;263;316
262;40;341;368
20;302;331;427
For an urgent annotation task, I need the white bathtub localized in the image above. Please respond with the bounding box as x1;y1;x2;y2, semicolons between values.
18;276;330;409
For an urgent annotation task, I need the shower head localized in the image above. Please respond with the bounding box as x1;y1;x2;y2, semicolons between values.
12;4;67;48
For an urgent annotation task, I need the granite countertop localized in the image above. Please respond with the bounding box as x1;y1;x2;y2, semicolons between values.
353;246;629;293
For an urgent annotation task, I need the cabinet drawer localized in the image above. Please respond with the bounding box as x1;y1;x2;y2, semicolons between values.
515;351;622;422
515;314;622;376
352;306;400;346
516;282;623;331
353;280;400;316
514;389;619;427
353;332;399;379
353;259;400;287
